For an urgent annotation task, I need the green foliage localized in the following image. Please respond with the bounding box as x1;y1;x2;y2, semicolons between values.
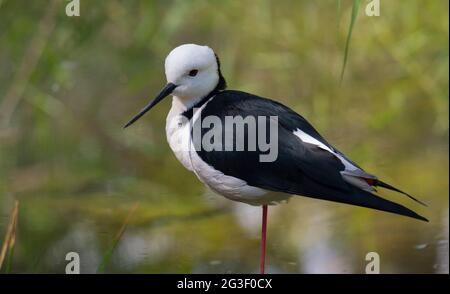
0;0;448;273
340;0;361;83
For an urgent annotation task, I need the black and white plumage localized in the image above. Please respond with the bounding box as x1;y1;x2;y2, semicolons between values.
191;90;427;221
124;43;427;273
125;44;426;222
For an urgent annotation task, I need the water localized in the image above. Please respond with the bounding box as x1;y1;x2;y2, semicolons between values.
1;176;447;273
0;0;447;274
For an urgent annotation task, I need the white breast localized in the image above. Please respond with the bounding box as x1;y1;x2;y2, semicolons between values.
166;99;194;171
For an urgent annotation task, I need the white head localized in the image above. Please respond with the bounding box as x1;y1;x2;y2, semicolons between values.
124;44;226;128
165;44;225;102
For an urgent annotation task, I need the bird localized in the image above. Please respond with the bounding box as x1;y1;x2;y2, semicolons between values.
124;43;427;274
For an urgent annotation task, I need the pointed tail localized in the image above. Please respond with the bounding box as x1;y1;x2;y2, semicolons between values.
376;180;427;207
297;183;429;222
344;187;429;222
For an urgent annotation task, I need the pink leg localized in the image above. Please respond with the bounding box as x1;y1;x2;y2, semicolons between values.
260;204;268;274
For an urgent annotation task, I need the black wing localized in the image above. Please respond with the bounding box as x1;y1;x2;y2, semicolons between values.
193;90;427;221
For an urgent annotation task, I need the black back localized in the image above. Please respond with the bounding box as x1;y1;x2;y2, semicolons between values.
191;90;427;221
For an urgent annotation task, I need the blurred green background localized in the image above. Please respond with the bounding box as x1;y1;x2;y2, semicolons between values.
0;0;448;273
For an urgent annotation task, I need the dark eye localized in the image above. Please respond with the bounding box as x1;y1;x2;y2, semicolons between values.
188;69;198;77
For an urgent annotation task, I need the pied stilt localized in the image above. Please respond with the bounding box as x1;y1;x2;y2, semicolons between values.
124;44;427;274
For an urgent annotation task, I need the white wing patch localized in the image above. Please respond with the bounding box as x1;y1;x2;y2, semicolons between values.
293;128;375;192
293;129;333;152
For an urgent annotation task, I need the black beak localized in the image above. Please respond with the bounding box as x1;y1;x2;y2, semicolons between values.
124;83;177;128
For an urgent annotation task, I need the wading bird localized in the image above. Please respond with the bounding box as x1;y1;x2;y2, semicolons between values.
124;44;427;274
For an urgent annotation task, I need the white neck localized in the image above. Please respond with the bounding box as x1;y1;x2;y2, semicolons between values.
170;96;188;115
165;96;197;172
165;96;193;135
170;95;206;115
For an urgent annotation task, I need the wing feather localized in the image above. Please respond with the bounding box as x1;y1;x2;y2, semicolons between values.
194;90;427;221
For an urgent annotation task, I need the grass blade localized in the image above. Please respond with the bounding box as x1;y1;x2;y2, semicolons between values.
4;244;15;274
337;0;342;29
97;202;139;273
340;0;361;84
0;200;19;272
